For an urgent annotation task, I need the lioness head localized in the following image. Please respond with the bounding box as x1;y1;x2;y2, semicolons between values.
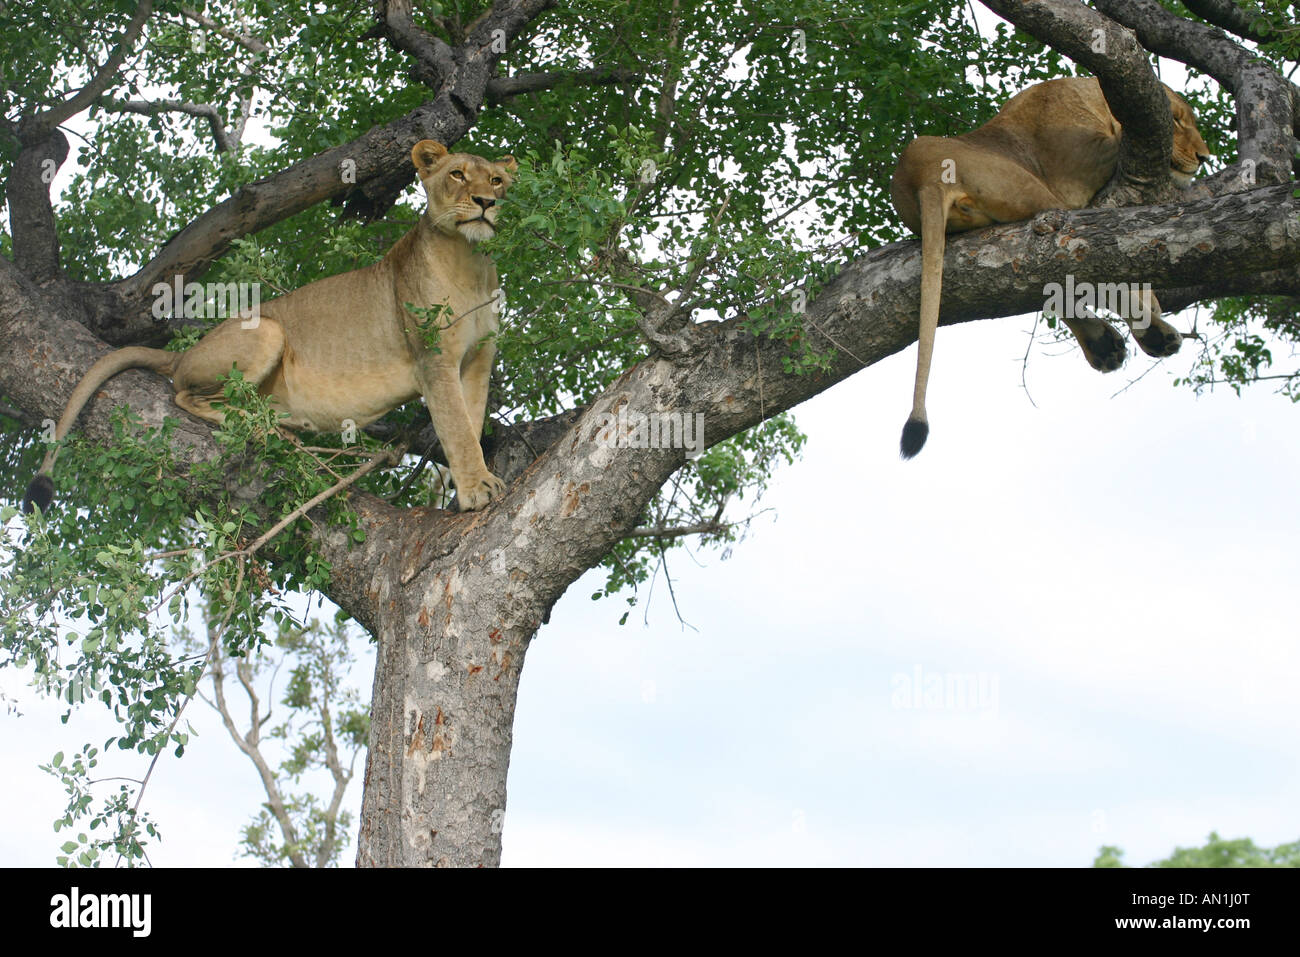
1163;87;1212;186
412;139;517;243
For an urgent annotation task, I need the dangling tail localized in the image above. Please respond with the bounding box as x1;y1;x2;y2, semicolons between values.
900;184;953;459
23;347;178;512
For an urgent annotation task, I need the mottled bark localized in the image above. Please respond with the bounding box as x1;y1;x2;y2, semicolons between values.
1093;0;1298;185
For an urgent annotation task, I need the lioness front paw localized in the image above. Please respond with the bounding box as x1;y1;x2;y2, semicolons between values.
1134;318;1182;358
456;471;506;511
1079;323;1127;373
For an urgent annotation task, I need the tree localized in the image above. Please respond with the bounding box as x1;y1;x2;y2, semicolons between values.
1095;833;1300;867
185;605;367;867
1;0;1296;866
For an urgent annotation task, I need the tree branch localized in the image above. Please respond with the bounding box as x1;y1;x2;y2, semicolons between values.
1093;0;1297;188
23;0;154;139
116;0;557;298
180;6;270;55
207;627;308;868
1181;0;1275;44
103;98;236;153
369;0;456;89
485;68;644;104
5;130;69;282
178;6;269;151
629;520;729;540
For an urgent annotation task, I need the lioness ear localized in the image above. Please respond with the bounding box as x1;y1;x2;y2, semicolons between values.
412;140;448;178
496;155;518;174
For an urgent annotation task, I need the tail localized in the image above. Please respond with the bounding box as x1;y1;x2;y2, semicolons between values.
901;184;952;459
23;347;178;513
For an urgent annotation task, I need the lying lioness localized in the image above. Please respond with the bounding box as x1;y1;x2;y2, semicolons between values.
890;77;1212;457
27;140;516;512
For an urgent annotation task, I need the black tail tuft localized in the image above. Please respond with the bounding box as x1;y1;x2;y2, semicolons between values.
899;418;929;459
23;474;54;514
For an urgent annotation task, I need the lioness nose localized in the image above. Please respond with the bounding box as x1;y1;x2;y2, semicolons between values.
474;196;495;210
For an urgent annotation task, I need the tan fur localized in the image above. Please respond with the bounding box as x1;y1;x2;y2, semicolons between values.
29;140;517;511
889;77;1212;457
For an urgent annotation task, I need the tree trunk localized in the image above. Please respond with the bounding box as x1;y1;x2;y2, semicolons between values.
357;562;532;867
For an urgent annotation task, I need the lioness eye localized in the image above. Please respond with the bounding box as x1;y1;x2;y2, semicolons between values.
491;177;502;185
450;169;466;180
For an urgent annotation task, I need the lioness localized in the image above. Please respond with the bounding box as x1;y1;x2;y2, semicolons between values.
26;140;516;512
890;77;1211;457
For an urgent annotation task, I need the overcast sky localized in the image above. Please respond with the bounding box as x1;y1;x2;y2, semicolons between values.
4;299;1297;866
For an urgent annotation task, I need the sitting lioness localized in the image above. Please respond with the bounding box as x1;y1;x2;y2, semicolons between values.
26;140;516;512
890;77;1211;457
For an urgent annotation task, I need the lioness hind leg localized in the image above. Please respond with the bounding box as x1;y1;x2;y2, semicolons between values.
171;317;287;423
1061;311;1127;373
1126;288;1182;358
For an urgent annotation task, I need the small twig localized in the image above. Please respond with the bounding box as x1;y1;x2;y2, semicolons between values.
1021;312;1041;409
243;444;405;556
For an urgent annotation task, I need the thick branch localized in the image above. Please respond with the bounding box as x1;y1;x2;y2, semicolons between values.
979;0;1176;205
1156;264;1300;314
486;68;644;104
363;406;584;486
369;0;456;89
5;131;69;282
1094;0;1297;187
1181;0;1275;43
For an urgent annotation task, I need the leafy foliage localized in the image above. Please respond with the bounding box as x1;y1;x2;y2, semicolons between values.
1095;832;1300;868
